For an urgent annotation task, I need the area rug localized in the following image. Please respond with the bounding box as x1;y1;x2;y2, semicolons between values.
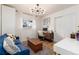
23;41;55;55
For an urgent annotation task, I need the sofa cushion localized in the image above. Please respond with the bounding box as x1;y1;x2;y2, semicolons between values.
14;39;21;45
17;44;27;51
15;44;30;55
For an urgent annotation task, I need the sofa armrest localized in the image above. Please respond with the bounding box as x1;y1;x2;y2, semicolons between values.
14;39;21;45
0;44;8;55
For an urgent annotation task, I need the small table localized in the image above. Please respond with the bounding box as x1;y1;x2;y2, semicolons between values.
27;38;42;53
54;38;79;55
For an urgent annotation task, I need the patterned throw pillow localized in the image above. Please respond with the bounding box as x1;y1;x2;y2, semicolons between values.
7;34;16;40
3;37;21;54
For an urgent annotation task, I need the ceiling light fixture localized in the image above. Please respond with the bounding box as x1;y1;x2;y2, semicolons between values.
31;4;45;16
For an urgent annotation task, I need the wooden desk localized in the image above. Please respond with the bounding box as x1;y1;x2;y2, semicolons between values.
43;32;54;42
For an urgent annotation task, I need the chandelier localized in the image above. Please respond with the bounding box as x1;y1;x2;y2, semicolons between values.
31;4;45;16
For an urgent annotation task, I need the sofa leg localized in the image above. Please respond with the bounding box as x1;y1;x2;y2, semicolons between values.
53;51;61;55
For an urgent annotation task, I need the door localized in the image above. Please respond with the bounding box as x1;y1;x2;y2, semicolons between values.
2;5;16;35
54;13;76;42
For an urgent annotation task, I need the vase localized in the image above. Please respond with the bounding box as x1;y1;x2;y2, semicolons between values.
70;33;75;39
76;32;79;41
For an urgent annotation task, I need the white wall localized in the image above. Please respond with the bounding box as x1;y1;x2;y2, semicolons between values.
16;12;43;42
0;5;1;35
42;5;79;42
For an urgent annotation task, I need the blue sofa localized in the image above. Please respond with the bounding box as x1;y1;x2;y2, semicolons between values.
0;34;30;55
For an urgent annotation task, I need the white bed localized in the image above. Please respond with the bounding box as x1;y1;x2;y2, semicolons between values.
54;38;79;55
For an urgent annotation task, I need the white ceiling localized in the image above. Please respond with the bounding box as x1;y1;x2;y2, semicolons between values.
8;4;76;16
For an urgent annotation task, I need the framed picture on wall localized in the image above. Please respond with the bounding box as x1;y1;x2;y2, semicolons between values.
23;19;33;28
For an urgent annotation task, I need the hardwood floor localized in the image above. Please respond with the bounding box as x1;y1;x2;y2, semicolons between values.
42;40;53;49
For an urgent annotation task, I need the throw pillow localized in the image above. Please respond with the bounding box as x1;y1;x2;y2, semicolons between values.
3;37;21;54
